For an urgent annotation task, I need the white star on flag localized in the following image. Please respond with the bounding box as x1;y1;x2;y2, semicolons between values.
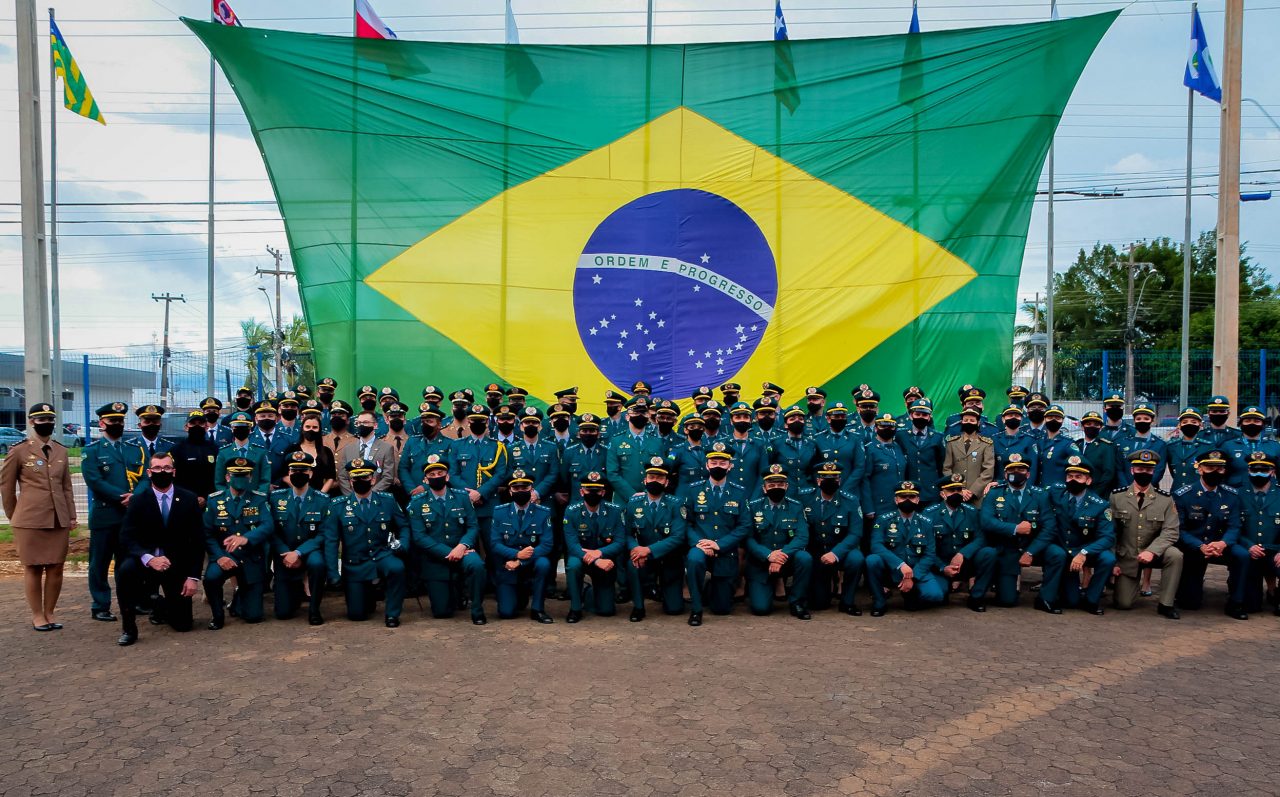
634;298;644;307
649;312;657;320
629;351;639;361
599;318;609;328
657;319;666;328
592;274;602;284
647;342;656;351
700;253;710;264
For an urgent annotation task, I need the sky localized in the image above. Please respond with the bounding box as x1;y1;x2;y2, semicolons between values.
0;0;1277;358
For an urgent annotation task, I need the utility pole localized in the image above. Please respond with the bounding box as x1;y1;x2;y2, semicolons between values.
1031;292;1041;391
17;0;52;415
152;293;186;409
1121;244;1156;411
1213;0;1243;420
258;247;293;392
48;7;63;425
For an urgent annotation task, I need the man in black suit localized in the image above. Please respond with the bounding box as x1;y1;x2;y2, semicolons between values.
115;453;206;646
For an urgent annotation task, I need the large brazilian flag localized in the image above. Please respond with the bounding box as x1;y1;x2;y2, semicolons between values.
189;13;1116;407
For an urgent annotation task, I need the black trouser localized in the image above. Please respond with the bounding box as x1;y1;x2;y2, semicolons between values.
116;557;194;634
273;552;327;620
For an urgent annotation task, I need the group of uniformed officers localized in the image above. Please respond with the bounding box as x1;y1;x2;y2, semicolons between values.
52;376;1280;645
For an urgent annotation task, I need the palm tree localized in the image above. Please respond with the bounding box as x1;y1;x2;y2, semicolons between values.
1013;299;1045;389
240;316;313;393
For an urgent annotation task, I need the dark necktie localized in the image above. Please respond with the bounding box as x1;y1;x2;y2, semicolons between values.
160;493;171;524
964;439;971;453
42;443;51;460
1136;491;1145;509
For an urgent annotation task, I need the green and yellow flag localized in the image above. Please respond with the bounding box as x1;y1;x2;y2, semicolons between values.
50;18;105;124
189;13;1115;405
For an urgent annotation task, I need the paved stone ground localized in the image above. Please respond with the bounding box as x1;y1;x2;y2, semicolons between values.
2;570;1278;797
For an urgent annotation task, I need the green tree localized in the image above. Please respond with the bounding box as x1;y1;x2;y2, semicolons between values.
240;316;314;393
1013;299;1045;388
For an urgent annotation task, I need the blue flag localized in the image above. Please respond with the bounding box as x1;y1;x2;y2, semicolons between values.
908;0;920;34
1184;6;1221;102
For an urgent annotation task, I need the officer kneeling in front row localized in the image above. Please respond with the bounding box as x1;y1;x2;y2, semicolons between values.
1052;456;1116;615
978;455;1063;613
488;469;554;623
203;456;273;629
563;471;626;623
269;451;330;625
406;454;488;625
743;465;813;620
1109;449;1183;618
801;461;865;616
626;458;688;622
866;481;945;616
324;458;408;627
922;474;993;612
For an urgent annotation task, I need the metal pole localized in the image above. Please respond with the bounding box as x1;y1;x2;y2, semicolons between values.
81;354;89;442
646;0;654;45
207;10;217;397
1260;348;1266;409
152;293;186;409
224;368;232;403
1031;292;1040;391
1180;81;1194;409
16;0;52;412
1125;244;1136;409
255;348;265;401
1101;350;1109;398
1045;143;1055;398
1213;0;1243;418
48;7;63;425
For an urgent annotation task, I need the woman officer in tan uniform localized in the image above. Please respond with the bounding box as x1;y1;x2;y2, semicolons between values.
0;403;78;631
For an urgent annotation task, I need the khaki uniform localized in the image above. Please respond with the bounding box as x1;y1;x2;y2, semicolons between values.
381;430;409;488
942;434;995;508
0;437;77;565
439;420;469;441
323;430;355;457
1109;485;1183;609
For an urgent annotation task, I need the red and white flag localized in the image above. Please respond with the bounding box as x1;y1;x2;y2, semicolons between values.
212;0;242;26
355;0;397;39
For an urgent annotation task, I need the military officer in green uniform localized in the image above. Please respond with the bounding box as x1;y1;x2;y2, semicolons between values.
1100;393;1135;442
923;474;994;612
404;386;444;436
405;455;487;625
449;404;511;552
851;385;882;442
599;390;629;444
1223;406;1280;489
1115;402;1168;488
1054;457;1116;614
802;387;829;437
563;471;626;622
719;381;742;406
742;465;812;619
753;396;783;447
269;451;330;625
865;481;946;615
607;397;666;501
944;385;998;437
665;413;710;499
508;406;559;503
203;456;273;628
698;399;727;445
625;457;688;621
801;462;865;615
653;400;682;454
1237;452;1280;614
813;402;868;500
978;456;1063;612
683;444;750;625
1173;450;1247;619
771;405;820;491
488;469;554;623
991;405;1041;486
1164;407;1210;492
398;403;453;496
1109;449;1183;618
214;411;271;494
895;399;946;507
1201;395;1241;448
560;414;609;501
723;402;771;499
863;413;910;522
324;458;409;626
81;402;148;622
1074;411;1121;495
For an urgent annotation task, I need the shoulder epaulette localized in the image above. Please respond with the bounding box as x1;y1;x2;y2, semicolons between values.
250;490;268;497
270;487;288;496
1221;485;1239;495
1096;437;1115;446
945;434;960;442
1111;487;1127;494
209;489;226;498
1153;487;1171;497
1173;484;1193;496
978;435;993;444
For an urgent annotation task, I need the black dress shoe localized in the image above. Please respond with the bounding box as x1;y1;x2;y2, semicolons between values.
687;611;703;627
32;623;54;632
790;604;812;621
529;610;554;624
92;610;117;622
385;617;401;628
566;610;583;624
149;615;165;626
1157;604;1180;620
308;614;325;626
870;606;887;617
1224;604;1249;621
966;596;987;613
629;608;646;622
1082;601;1104;616
207;618;224;630
472;612;487;626
1034;598;1062;615
839;604;862;616
117;631;138;646
48;622;63;630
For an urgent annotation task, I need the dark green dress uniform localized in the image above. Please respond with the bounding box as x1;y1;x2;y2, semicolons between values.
563;476;627;617
1201;397;1242;448
770;413;820;491
665;429;710;500
81;402;147;619
1072;421;1120;496
1099;395;1133;442
721;413;771;499
488;492;554;619
991;427;1041;487
814;413;870;498
978;478;1062;608
1115;434;1168;488
214;411;272;494
397;421;454;496
625;474;689;616
1166;436;1211;493
1053;484;1117;609
866;500;946;612
507;431;560;500
606;425;667;499
323;467;409;624
894;412;946;508
406;481;486;622
921;487;994;602
1038;431;1077;489
1237;462;1280;613
800;477;864;612
203;465;274;626
1222;432;1280;490
683;474;750;617
742;468;812;617
863;428;910;518
449;408;511;546
268;477;330;624
1173;455;1246;612
561;440;609;499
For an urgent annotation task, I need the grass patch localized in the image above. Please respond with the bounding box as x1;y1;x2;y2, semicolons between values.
0;524;11;544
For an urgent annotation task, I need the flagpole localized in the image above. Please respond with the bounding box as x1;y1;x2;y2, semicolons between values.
207;6;217;397
1044;0;1057;396
1179;78;1194;408
48;7;63;423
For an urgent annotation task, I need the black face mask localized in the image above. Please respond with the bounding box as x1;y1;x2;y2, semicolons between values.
1249;472;1273;487
1242;423;1264;438
186;427;206;442
1131;471;1153;487
289;471;311;488
911;416;930;430
511;490;532;506
453;407;469;421
703;419;720;435
356;424;376;438
765;487;788;502
629;415;648;430
496;421;516;436
235;397;252;410
1044;420;1063;433
1179;424;1199;438
469;420;488;436
521;423;539;439
204;412;220;425
231;426;251;441
421;424;438;439
139;423;161;440
360;399;377;412
582;490;604;507
1201;470;1225;487
876;427;896;441
257;419;276;433
828;418;847;433
486;397;502;411
1133;421;1152;434
330;416;348;433
103;422;125;439
944;493;965;509
389;418;405;432
1004;418;1021;430
1105;407;1124;421
960;423;978;435
644;481;666;497
1007;472;1028;487
896;500;919;514
732;420;753;434
707;465;729;481
303;429;322;442
787;422;806;436
819;478;839;495
318;392;334;404
756;416;775;431
426;475;448;491
1082;425;1100;440
352;477;373;494
552;418;570;433
1064;480;1088;496
578;433;598;447
33;422;56;438
807;402;824;415
1208;412;1229;427
149;471;174;489
606;405;622;418
657;421;676;436
280;409;298;421
1027;410;1045;424
562;402;578;415
858;409;877;423
687;428;704;442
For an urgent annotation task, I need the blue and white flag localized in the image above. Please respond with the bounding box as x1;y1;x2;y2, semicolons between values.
908;0;920;34
1184;6;1221;102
